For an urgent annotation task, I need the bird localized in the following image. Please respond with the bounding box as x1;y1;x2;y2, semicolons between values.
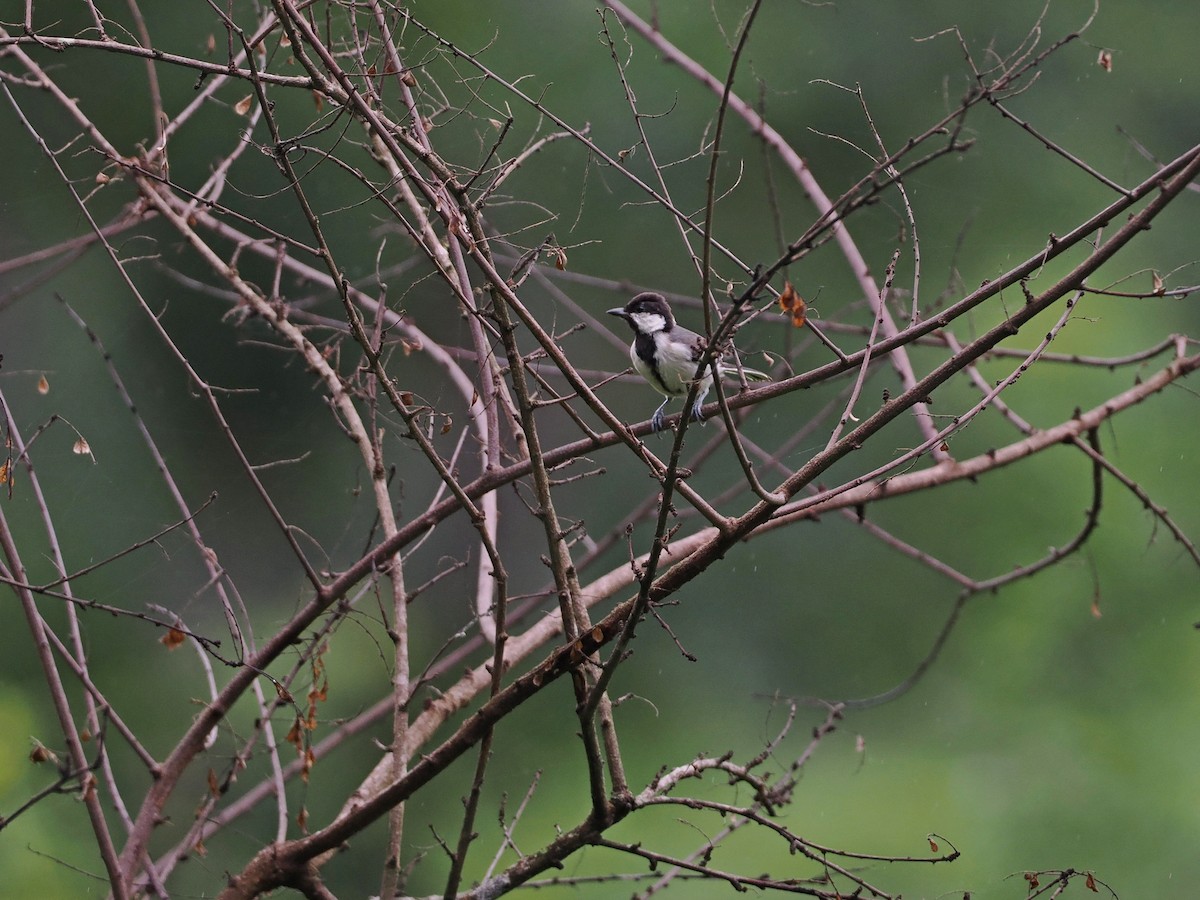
607;292;769;432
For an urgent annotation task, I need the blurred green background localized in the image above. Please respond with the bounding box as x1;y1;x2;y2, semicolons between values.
0;1;1197;897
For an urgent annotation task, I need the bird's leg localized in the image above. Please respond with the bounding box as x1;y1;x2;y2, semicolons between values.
689;397;705;424
650;397;670;433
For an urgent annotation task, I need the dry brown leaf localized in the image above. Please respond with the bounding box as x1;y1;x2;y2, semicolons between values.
778;281;806;328
309;679;328;703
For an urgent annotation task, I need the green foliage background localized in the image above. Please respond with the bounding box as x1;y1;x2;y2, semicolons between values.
0;1;1197;897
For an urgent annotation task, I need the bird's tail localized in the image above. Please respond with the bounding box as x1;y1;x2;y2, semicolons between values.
717;362;770;382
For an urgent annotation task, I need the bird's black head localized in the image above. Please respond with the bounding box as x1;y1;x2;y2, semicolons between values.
606;292;675;335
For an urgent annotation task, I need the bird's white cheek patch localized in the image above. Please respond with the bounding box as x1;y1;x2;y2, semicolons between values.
629;312;667;333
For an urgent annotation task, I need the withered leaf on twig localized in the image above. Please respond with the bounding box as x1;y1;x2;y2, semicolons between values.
778;281;806;328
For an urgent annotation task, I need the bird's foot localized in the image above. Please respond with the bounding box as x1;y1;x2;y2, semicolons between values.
650;407;668;433
689;401;705;425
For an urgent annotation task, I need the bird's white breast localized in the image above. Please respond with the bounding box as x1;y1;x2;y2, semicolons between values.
631;331;713;397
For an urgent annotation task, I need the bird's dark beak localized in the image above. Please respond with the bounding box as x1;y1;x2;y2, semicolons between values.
606;307;628;319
